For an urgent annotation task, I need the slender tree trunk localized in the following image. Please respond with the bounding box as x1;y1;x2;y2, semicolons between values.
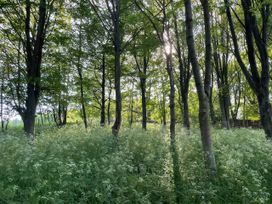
218;88;230;128
62;106;67;125
182;92;190;128
140;56;148;130
100;54;106;126
0;77;3;132
209;74;216;124
214;41;230;129
173;11;190;129
111;0;122;136
166;53;183;203
165;54;176;138
107;79;112;125
163;4;183;202
129;90;134;128
53;109;57;125
202;0;216;126
220;98;227;128
202;0;212;101
140;78;147;129
79;72;87;129
243;95;246;126
77;19;88;129
184;0;217;178
58;100;62;125
162;89;166;126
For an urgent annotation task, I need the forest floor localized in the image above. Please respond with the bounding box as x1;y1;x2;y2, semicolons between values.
0;125;271;203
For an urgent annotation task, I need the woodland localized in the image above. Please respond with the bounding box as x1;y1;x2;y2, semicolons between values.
0;0;272;203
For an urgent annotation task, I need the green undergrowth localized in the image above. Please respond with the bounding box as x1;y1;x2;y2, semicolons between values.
0;126;271;203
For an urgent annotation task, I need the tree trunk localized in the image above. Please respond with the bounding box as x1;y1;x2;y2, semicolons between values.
202;0;212;101
140;56;148;130
23;109;36;136
24;84;38;136
258;91;272;139
164;4;183;201
129;84;134;128
22;0;47;136
162;89;166;126
184;0;217;178
107;79;112;125
100;54;106;126
79;75;87;129
62;108;67;126
219;93;229;129
209;75;216;125
214;40;231;129
58;100;62;125
111;0;122;136
77;18;88;129
173;11;190;129
140;78;147;129
0;75;3;132
182;92;190;128
166;55;176;138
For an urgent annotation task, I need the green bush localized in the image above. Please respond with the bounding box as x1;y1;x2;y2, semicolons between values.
0;126;271;203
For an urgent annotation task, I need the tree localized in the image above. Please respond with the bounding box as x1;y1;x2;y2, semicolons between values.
131;28;157;129
184;0;217;178
100;54;106;126
172;2;191;129
0;0;58;136
212;16;231;129
135;0;183;202
90;0;138;136
107;0;122;135
225;0;272;139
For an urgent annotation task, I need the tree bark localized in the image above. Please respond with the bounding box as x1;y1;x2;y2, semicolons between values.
107;79;112;125
111;0;122;136
173;11;190;129
22;0;47;136
135;55;148;130
214;42;231;129
202;0;212;102
140;56;147;130
140;77;147;130
257;90;272;138
1;76;4;132
77;19;88;129
100;54;106;126
184;0;217;178
129;89;134;128
162;88;166;126
209;73;216;125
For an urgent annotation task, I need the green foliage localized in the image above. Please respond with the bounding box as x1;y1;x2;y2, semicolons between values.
177;128;272;203
0;127;272;203
0;127;173;203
